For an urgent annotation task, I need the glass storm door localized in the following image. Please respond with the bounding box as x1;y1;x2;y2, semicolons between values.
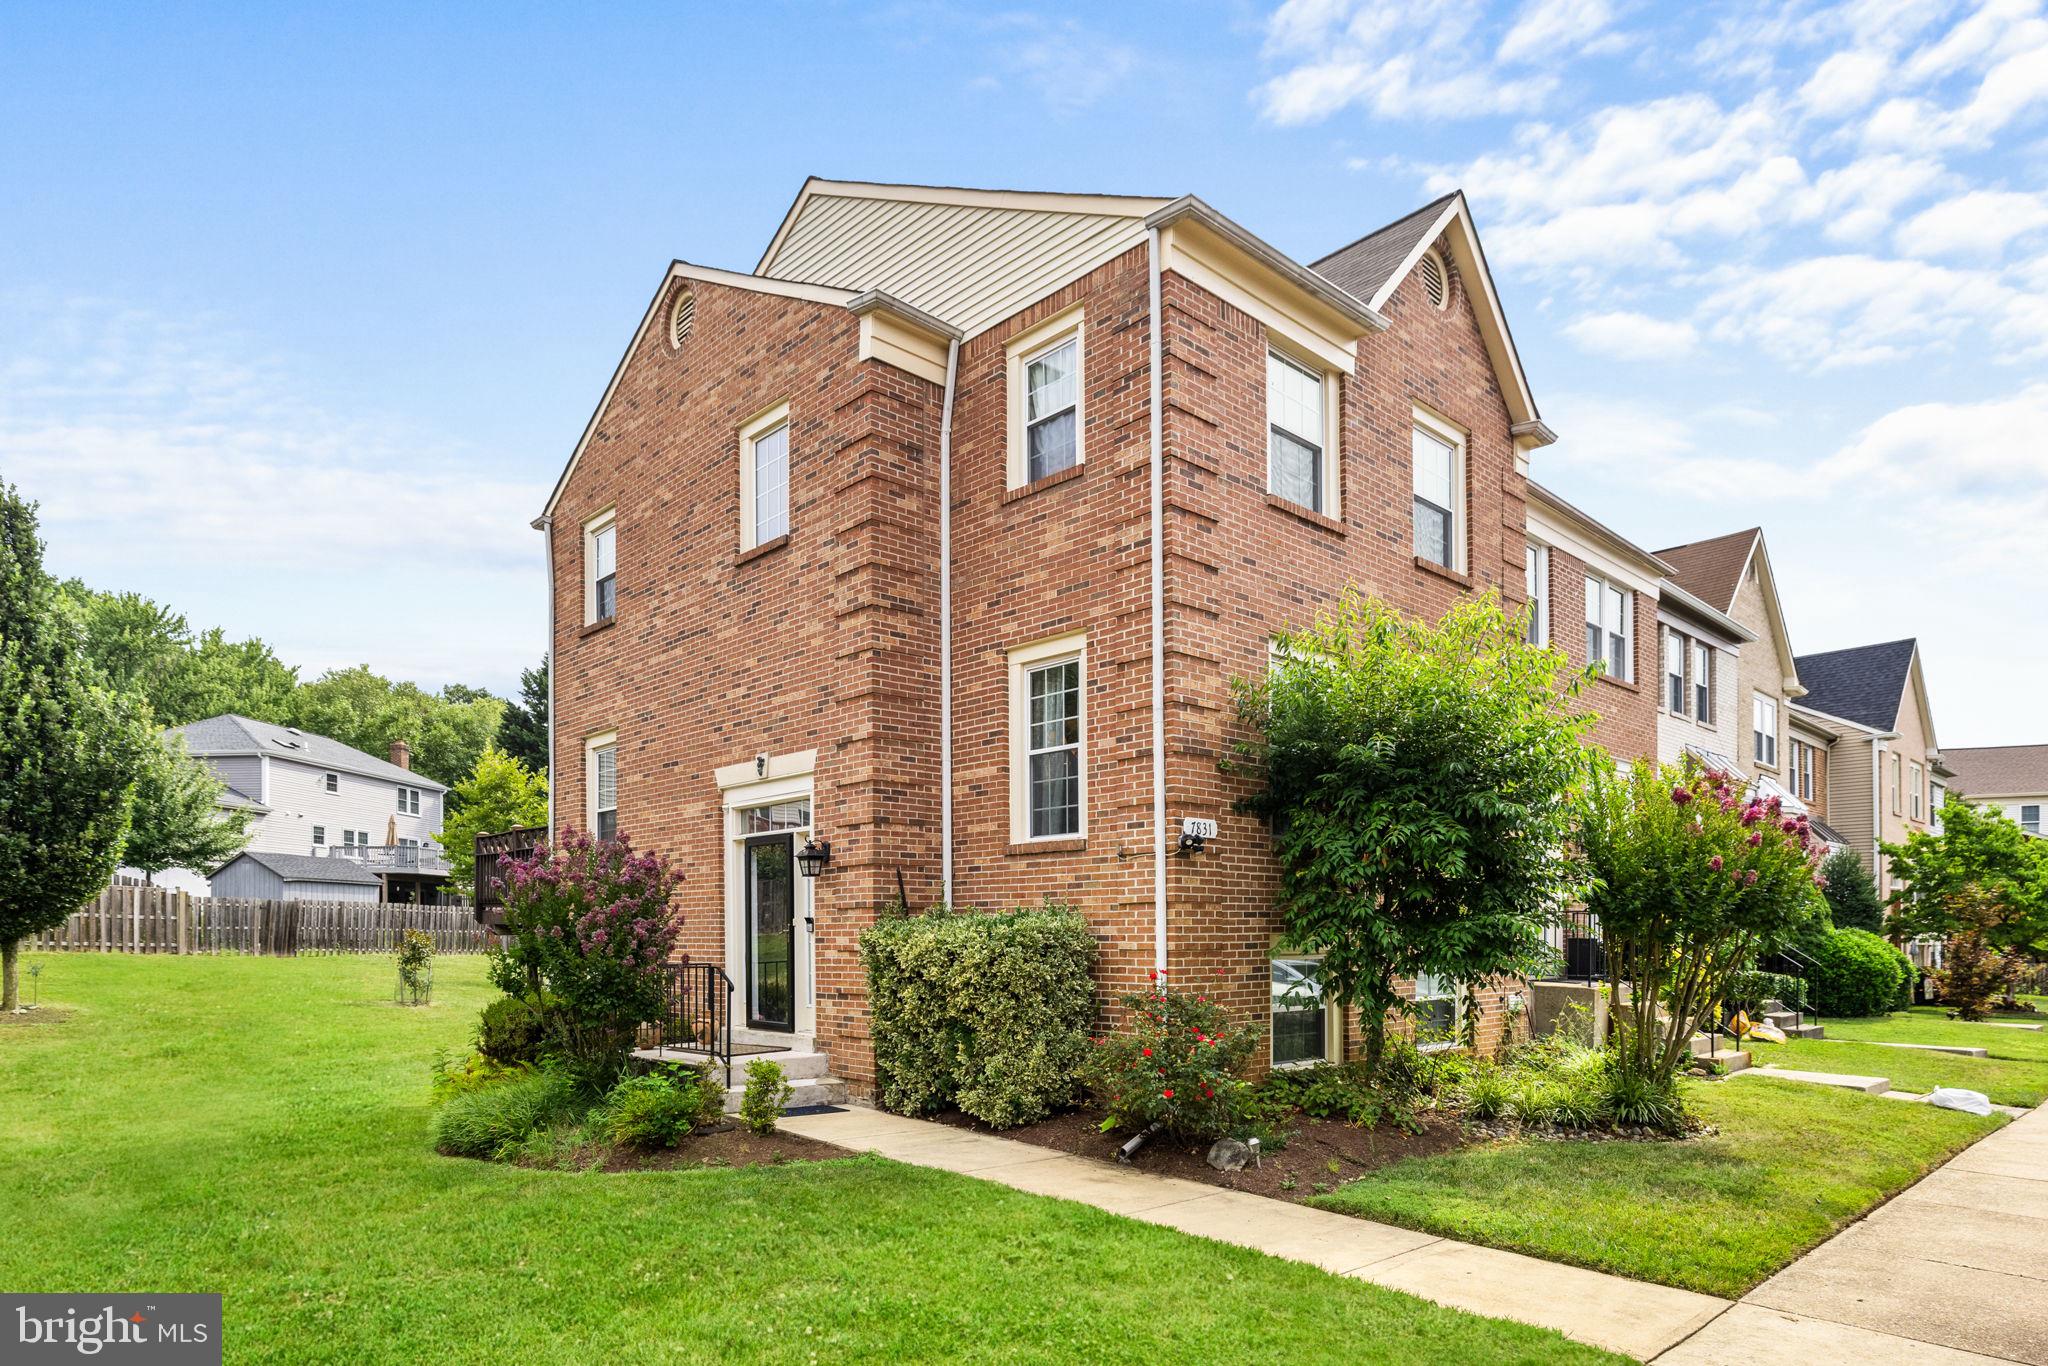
744;833;796;1032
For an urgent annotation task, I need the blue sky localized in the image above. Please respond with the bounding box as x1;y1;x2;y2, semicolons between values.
4;1;2045;744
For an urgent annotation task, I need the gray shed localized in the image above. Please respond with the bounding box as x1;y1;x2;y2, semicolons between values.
209;851;383;902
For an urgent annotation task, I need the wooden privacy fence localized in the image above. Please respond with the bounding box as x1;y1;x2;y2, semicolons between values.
30;883;488;955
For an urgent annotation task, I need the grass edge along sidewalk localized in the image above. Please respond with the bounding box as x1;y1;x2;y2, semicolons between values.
0;952;1619;1365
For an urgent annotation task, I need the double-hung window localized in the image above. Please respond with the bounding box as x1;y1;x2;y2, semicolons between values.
585;512;617;623
1411;422;1461;568
1414;972;1459;1047
1024;336;1079;482
312;825;325;846
1583;577;1632;681
1524;543;1549;644
324;772;339;794
1909;762;1924;820
1890;753;1903;814
1010;635;1086;842
1664;631;1687;714
2022;804;2042;836
1692;641;1712;721
1268;350;1330;514
1271;957;1331;1067
397;787;420;816
739;404;791;550
1753;694;1778;767
587;734;618;841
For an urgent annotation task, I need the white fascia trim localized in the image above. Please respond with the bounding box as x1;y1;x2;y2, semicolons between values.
1146;195;1389;337
1526;502;1662;599
1656;578;1756;643
1788;700;1899;740
845;289;962;342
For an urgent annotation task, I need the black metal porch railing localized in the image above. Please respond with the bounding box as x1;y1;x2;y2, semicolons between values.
1545;905;1606;982
1757;943;1822;1033
636;960;735;1077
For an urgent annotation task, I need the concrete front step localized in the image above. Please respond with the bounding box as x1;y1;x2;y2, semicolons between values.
1835;1039;1988;1057
720;1072;847;1114
1735;1065;1889;1094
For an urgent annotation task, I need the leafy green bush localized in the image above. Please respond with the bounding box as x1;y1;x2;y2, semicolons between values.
1818;849;1885;933
433;1070;583;1159
431;1050;530;1103
476;994;550;1065
594;1065;719;1148
1802;926;1912;1017
1458;1063;1512;1119
1084;977;1263;1141
1725;970;1807;1015
1599;1068;1683;1130
739;1059;792;1135
1258;1061;1415;1129
1376;1037;1473;1097
859;902;1098;1128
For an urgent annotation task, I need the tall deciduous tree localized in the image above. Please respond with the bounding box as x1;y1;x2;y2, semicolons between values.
0;484;151;1009
123;734;252;884
1233;592;1594;1073
1887;800;2048;1000
60;581;297;726
287;664;505;792
496;655;549;777
434;745;549;897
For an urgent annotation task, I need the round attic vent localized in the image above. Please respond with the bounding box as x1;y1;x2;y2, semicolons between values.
1419;249;1449;311
669;289;696;350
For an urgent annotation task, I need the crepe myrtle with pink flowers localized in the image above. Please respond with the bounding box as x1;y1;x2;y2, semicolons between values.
1577;759;1827;1096
485;828;684;1087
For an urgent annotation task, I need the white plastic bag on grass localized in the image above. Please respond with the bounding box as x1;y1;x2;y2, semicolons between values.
1929;1087;1993;1115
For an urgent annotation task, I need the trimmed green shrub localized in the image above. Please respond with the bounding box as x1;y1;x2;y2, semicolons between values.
476;994;549;1065
433;1070;582;1159
1819;849;1885;933
1725;970;1807;1015
1802;927;1912;1018
739;1059;792;1135
594;1065;719;1148
860;901;1098;1128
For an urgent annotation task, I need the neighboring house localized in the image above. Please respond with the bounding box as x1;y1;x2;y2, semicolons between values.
143;715;453;903
1651;568;1753;778
1791;639;1949;898
209;850;385;902
539;178;1562;1095
1935;744;2044;836
1524;481;1663;762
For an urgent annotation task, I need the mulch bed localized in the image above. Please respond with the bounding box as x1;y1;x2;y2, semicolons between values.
932;1104;1471;1204
521;1123;853;1173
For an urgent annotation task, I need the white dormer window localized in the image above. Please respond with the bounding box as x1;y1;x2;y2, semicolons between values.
739;404;792;551
583;508;617;625
1267;350;1334;516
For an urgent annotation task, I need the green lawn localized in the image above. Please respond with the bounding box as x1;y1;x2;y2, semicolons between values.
1309;1079;2001;1298
1747;1036;2048;1105
0;954;1614;1365
1822;1007;2048;1062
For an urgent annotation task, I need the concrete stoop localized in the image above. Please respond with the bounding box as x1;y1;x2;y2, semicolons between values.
1763;1007;1826;1040
1734;1065;1889;1094
631;1039;849;1114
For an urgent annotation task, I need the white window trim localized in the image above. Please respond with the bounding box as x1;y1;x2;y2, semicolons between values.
1663;628;1687;717
1270;953;1344;1070
1007;632;1087;844
1584;575;1633;683
1410;405;1466;571
1264;340;1342;519
1692;640;1712;725
1005;307;1086;491
582;506;617;626
1909;761;1924;820
1753;693;1779;769
738;402;792;552
584;730;618;836
1413;972;1465;1052
1524;541;1550;645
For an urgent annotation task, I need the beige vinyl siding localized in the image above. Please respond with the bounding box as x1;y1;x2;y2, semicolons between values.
1827;739;1878;877
763;193;1154;338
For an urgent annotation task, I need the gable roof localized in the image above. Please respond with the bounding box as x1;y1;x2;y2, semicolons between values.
1943;744;2048;798
172;715;447;792
221;850;382;886
1793;639;1919;733
1655;528;1760;615
1311;191;1550;446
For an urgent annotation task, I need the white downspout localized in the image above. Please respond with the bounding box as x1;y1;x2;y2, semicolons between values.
1147;228;1168;974
1871;738;1886;891
938;338;961;906
540;515;556;835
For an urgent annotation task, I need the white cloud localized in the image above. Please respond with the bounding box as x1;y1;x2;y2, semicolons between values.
1497;0;1620;65
1696;253;2025;369
1811;154;1950;241
1256;0;1562;123
1895;188;2048;258
1799;50;1892;117
1540;392;1793;493
1562;310;1700;358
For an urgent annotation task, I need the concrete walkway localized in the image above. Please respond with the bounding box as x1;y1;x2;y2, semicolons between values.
1655;1102;2048;1364
781;1105;1725;1359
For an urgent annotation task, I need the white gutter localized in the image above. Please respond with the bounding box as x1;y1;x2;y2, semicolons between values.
540;514;556;835
1148;227;1168;974
938;338;961;906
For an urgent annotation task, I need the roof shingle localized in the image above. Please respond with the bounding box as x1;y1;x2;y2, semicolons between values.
1942;744;2048;798
1794;639;1918;732
224;850;383;886
1310;193;1459;306
171;715;448;791
1654;528;1759;615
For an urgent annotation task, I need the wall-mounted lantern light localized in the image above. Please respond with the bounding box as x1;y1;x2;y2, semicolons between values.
796;837;833;878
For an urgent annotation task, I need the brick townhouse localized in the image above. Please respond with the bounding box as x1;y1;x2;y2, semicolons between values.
536;178;1657;1096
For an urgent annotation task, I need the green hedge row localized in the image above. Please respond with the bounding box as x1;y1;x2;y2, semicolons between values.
859;902;1097;1129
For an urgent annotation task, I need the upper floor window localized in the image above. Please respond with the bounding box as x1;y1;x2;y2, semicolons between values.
1583;576;1632;682
1692;641;1712;721
1524;543;1549;645
739;405;791;551
1268;350;1331;515
311;825;325;845
584;509;617;624
1009;634;1086;843
397;787;421;816
1753;694;1778;767
1664;631;1686;714
1909;762;1924;820
1890;753;1903;814
1005;309;1085;490
324;772;339;793
587;734;618;840
1411;412;1466;570
1790;739;1816;801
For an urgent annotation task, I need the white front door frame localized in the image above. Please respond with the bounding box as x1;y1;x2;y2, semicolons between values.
719;766;816;1039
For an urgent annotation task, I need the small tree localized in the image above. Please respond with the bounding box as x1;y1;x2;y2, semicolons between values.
1887;802;2048;993
1579;762;1826;1092
496;655;550;777
1233;592;1593;1074
1818;848;1884;933
123;734;252;884
435;744;549;897
0;483;151;1008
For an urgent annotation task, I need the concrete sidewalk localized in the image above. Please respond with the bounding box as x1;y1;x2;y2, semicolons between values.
781;1105;1726;1359
1657;1102;2048;1363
